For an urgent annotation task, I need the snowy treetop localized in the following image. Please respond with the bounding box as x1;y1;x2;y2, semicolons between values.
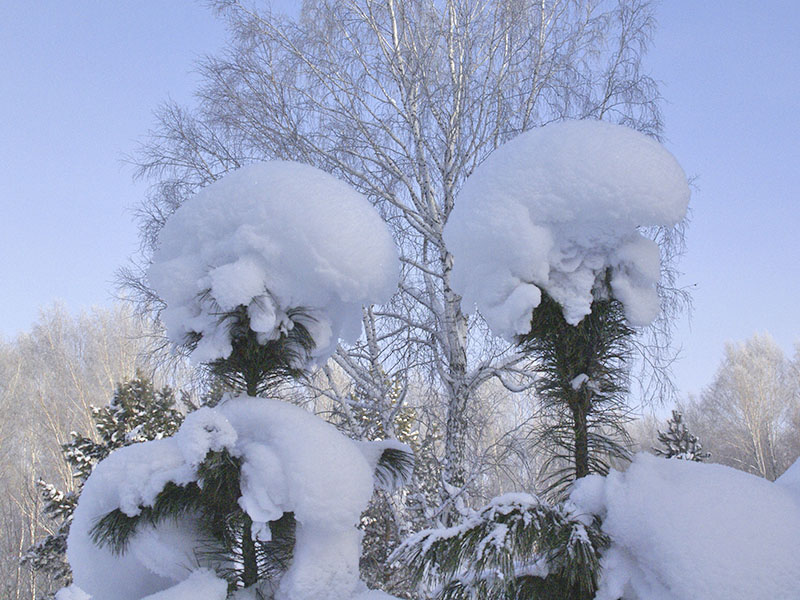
148;161;399;365
445;120;690;338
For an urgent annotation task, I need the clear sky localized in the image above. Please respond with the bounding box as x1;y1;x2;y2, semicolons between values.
1;1;798;402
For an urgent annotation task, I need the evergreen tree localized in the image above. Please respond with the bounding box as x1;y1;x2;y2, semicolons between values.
89;310;316;594
517;288;634;496
22;374;184;594
394;493;608;600
654;410;710;462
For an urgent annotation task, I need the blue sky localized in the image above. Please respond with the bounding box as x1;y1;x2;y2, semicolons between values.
1;1;798;402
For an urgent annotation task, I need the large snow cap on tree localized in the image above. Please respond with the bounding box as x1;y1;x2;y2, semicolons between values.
444;120;689;338
148;161;399;365
65;396;407;600
569;453;800;600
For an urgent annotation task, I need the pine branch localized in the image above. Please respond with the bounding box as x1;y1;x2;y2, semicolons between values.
394;494;608;599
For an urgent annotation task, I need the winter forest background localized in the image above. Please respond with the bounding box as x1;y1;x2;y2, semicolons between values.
2;1;800;599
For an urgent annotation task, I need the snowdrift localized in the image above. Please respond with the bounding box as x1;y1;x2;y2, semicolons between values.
570;453;800;600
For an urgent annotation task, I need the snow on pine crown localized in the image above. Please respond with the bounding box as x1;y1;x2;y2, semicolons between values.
444;119;690;339
147;161;399;366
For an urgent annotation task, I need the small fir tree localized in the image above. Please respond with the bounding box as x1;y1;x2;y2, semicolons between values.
22;374;184;593
654;410;710;461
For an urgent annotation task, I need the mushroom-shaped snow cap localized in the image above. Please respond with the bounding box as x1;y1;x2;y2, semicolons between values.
444;119;689;338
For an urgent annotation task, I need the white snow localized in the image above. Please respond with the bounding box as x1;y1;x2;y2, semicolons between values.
55;586;92;600
64;395;405;600
569;453;800;600
148;161;399;366
570;373;590;390
140;570;227;600
444;120;689;338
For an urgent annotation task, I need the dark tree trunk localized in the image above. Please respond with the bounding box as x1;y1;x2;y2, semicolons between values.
242;515;258;587
571;401;590;479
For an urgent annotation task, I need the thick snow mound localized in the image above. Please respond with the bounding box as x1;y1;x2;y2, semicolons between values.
66;395;404;600
148;161;399;365
445;120;689;338
570;453;800;600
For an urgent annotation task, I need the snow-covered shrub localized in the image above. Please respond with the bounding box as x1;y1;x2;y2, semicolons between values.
394;493;607;600
570;453;800;600
65;397;412;600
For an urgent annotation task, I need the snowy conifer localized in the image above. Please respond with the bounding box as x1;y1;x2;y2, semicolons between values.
394;493;607;600
654;410;710;462
23;374;183;594
63;162;406;600
444;120;690;493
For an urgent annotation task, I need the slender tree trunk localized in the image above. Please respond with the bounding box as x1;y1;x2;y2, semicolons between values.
441;254;471;522
571;401;590;479
242;515;258;587
241;373;260;586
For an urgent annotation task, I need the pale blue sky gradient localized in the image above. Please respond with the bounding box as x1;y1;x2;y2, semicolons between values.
1;1;798;402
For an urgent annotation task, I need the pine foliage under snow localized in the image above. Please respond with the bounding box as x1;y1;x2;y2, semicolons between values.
394;493;606;599
570;453;800;600
64;396;410;600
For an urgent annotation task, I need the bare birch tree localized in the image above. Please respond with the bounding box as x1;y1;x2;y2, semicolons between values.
127;0;671;522
683;334;800;480
0;304;195;600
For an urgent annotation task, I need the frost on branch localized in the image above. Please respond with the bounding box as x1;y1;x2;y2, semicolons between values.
444;120;689;338
148;161;399;367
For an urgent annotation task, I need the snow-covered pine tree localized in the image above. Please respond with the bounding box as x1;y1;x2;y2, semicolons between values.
22;373;183;593
70;162;408;600
654;410;710;462
393;493;608;600
89;307;316;593
426;120;691;599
